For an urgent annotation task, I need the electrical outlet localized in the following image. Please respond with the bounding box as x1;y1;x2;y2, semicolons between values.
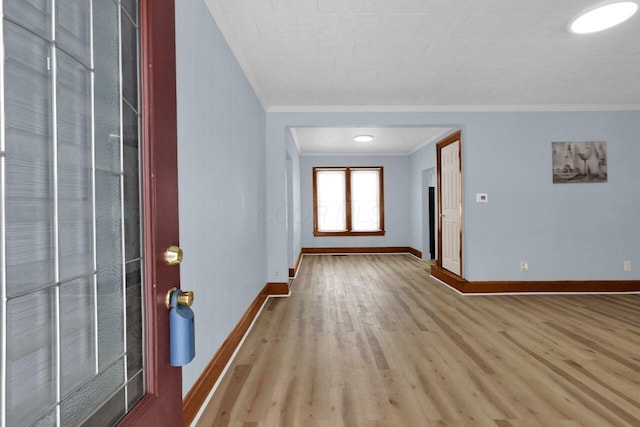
520;261;528;272
624;261;631;271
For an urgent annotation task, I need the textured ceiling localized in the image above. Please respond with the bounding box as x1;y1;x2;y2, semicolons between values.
203;0;640;110
292;127;451;155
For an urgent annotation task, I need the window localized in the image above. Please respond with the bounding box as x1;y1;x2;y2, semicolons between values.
313;167;385;236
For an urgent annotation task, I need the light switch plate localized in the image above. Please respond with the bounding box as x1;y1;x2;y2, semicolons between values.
476;193;488;203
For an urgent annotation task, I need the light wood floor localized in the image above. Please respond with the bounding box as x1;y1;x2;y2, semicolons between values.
196;254;640;426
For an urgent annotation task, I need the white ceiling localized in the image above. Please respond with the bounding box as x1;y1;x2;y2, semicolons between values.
203;0;640;111
291;127;451;155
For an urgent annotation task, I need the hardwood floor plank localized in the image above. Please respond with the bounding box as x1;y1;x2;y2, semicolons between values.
200;364;252;427
363;327;390;370
195;255;640;426
500;331;637;426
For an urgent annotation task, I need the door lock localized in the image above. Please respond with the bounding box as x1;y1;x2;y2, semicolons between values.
165;287;194;308
164;245;183;266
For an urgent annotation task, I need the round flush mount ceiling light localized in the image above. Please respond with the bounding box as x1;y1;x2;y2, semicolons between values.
569;1;638;34
353;135;374;142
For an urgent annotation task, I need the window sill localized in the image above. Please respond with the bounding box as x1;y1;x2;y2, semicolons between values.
313;231;386;237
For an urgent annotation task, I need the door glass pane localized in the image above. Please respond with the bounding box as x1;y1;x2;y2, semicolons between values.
4;21;55;296
33;409;57;427
60;359;125;426
82;388;127;427
120;0;145;410
95;170;124;368
121;10;138;108
6;289;56;427
126;261;143;378
93;0;121;172
121;0;138;25
60;277;96;396
57;50;93;281
56;0;91;65
127;371;145;409
123;104;140;261
4;0;52;40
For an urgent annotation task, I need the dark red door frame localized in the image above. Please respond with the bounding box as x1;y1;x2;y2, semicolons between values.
120;0;183;424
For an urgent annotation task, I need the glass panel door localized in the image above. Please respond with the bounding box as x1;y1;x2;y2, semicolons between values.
1;0;144;425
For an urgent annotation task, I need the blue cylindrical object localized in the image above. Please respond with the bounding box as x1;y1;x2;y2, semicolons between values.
169;291;195;366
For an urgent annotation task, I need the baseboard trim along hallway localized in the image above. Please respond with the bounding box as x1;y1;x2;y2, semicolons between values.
430;264;640;293
182;281;291;425
289;247;423;278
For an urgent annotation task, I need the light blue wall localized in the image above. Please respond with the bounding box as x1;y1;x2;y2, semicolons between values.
462;111;640;281
285;131;302;268
266;111;640;283
300;155;411;248
176;0;266;395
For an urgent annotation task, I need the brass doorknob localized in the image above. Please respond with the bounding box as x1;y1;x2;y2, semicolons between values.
165;287;195;308
164;245;183;266
177;290;194;307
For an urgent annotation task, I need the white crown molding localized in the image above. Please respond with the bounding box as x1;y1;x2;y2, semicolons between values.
202;0;269;111
300;152;415;157
267;104;640;113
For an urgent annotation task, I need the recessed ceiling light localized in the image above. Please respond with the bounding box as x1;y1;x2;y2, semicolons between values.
354;135;374;142
570;1;638;34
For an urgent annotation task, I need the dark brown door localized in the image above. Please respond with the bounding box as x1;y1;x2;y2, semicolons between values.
120;0;183;424
0;0;182;424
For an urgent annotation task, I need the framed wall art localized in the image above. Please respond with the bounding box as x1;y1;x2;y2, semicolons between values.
552;141;607;184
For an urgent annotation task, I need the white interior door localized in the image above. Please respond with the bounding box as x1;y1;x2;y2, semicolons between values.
441;139;461;276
